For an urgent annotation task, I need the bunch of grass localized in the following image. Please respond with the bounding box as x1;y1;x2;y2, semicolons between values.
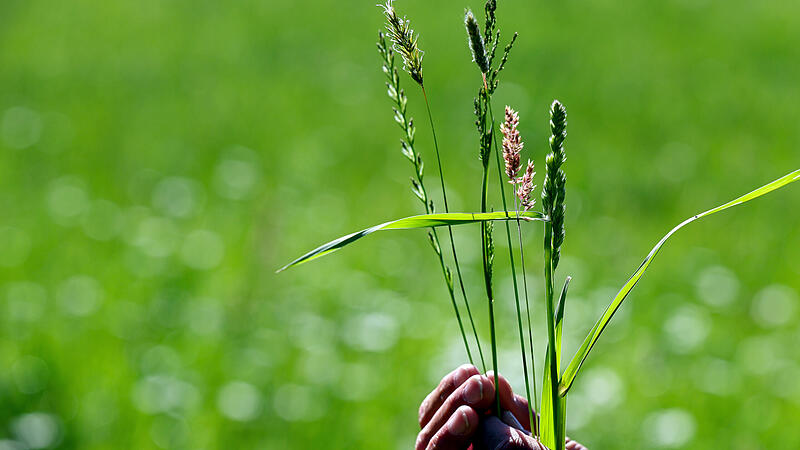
281;2;800;449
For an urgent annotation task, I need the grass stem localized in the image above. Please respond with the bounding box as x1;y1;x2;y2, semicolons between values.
515;194;539;437
488;102;535;432
422;86;486;372
543;221;564;450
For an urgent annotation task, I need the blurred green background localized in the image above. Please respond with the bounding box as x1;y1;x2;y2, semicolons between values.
1;0;799;448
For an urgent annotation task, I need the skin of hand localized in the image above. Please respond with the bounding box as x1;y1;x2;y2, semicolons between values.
416;364;587;450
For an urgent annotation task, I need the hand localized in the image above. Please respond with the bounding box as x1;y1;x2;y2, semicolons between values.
416;364;587;450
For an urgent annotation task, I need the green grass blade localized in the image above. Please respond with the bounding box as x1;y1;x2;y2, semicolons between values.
541;276;571;447
277;211;545;272
559;169;800;396
554;276;571;372
540;350;555;448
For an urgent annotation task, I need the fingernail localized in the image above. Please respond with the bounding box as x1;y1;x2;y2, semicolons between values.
462;378;483;404
449;411;470;436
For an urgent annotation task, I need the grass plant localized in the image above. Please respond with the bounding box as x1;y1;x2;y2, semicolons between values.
279;2;800;449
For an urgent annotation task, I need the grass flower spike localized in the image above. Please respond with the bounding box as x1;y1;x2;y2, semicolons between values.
501;105;523;180
465;10;489;74
542;100;567;268
516;160;537;211
381;0;424;86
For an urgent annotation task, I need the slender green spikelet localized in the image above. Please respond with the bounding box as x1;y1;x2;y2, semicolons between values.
465;10;489;74
488;32;518;92
473;95;492;166
377;32;430;211
484;0;497;40
380;0;424;86
378;31;478;366
485;220;494;274
542;100;568;268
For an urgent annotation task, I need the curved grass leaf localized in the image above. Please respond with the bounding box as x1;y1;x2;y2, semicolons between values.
277;211;545;272
559;169;800;396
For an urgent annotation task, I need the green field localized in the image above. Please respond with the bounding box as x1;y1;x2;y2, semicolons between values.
2;0;799;448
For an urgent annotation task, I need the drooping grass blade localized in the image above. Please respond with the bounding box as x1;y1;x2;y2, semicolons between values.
277;211;546;272
559;169;800;396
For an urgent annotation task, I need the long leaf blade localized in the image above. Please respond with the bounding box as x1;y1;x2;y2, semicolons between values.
277;211;545;272
559;169;800;396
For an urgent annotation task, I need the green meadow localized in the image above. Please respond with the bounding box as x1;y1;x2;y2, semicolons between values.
1;0;799;448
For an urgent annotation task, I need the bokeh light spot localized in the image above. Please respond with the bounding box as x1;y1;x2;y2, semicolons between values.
695;265;739;307
663;305;710;353
0;440;26;450
751;284;798;327
11;413;60;449
643;409;696;448
581;367;624;409
342;312;399;352
152;176;203;218
217;381;262;422
133;217;180;258
132;375;199;414
46;177;89;225
57;275;104;316
214;147;260;199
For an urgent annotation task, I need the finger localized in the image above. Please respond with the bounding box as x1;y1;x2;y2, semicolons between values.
486;371;533;431
424;405;479;450
565;438;588;450
420;364;480;428
475;415;546;450
416;374;496;450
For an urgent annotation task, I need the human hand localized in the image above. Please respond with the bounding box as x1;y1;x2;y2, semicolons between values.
415;364;587;450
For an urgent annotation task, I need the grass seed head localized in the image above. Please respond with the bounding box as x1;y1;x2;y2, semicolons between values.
380;0;424;86
542;100;568;267
465;9;489;74
516;160;537;211
501;105;523;181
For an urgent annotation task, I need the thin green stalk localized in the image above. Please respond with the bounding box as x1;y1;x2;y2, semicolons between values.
422;86;486;371
480;212;501;417
488;103;535;432
543;221;563;450
514;194;539;437
431;226;474;366
478;125;500;415
377;33;475;365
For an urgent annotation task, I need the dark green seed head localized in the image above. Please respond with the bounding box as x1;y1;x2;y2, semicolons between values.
542;100;568;268
465;10;489;74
